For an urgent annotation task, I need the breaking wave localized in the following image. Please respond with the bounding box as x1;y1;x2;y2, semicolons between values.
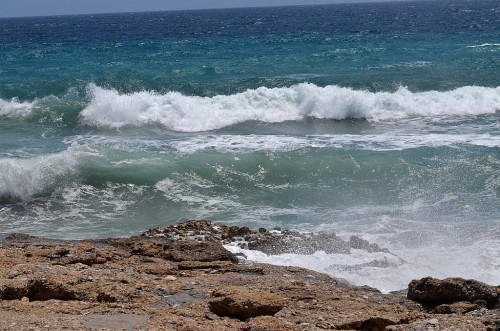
0;98;36;118
0;147;80;200
81;83;500;132
2;84;500;131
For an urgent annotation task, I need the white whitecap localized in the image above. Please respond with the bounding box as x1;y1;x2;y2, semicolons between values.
0;146;81;200
466;43;500;48
80;83;500;132
0;98;36;118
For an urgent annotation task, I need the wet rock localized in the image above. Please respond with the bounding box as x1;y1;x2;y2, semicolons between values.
247;231;351;255
407;277;498;309
349;235;390;253
142;220;390;256
209;286;285;320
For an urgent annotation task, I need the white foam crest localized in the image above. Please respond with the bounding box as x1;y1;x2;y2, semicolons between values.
0;146;80;200
81;83;500;132
466;43;500;48
0;98;36;118
170;132;500;153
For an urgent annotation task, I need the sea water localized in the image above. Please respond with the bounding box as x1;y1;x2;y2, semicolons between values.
1;0;499;291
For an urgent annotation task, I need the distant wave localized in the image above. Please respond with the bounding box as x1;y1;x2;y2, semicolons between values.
466;43;500;48
81;83;500;132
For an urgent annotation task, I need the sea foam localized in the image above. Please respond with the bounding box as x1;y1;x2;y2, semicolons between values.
0;98;36;118
81;83;500;131
0;147;80;200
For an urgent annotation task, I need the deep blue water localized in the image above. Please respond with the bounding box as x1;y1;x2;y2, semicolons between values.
1;0;499;290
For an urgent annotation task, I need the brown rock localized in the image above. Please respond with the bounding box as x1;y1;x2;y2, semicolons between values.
1;221;498;330
432;301;480;314
177;261;234;270
163;240;238;263
336;314;410;331
407;277;498;309
209;286;285;320
0;278;82;301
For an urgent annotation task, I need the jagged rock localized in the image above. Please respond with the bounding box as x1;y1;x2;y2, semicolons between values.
407;277;498;309
142;220;390;256
209;286;285;320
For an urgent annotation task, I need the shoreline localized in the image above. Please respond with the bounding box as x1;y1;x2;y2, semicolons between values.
0;220;498;330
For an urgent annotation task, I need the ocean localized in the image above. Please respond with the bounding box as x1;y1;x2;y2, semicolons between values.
1;0;499;292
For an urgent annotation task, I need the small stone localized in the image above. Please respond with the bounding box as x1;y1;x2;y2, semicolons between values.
164;276;177;281
205;312;220;320
20;297;29;303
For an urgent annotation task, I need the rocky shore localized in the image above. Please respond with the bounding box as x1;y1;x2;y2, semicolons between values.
0;220;498;330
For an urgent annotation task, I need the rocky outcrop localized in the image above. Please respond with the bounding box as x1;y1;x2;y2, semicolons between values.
407;277;499;309
209;286;285;319
143;219;390;255
0;220;498;330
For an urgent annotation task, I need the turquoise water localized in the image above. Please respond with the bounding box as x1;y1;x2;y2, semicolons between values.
1;0;499;290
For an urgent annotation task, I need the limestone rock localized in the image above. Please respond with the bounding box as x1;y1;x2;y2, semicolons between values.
407;277;498;309
209;286;285;320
